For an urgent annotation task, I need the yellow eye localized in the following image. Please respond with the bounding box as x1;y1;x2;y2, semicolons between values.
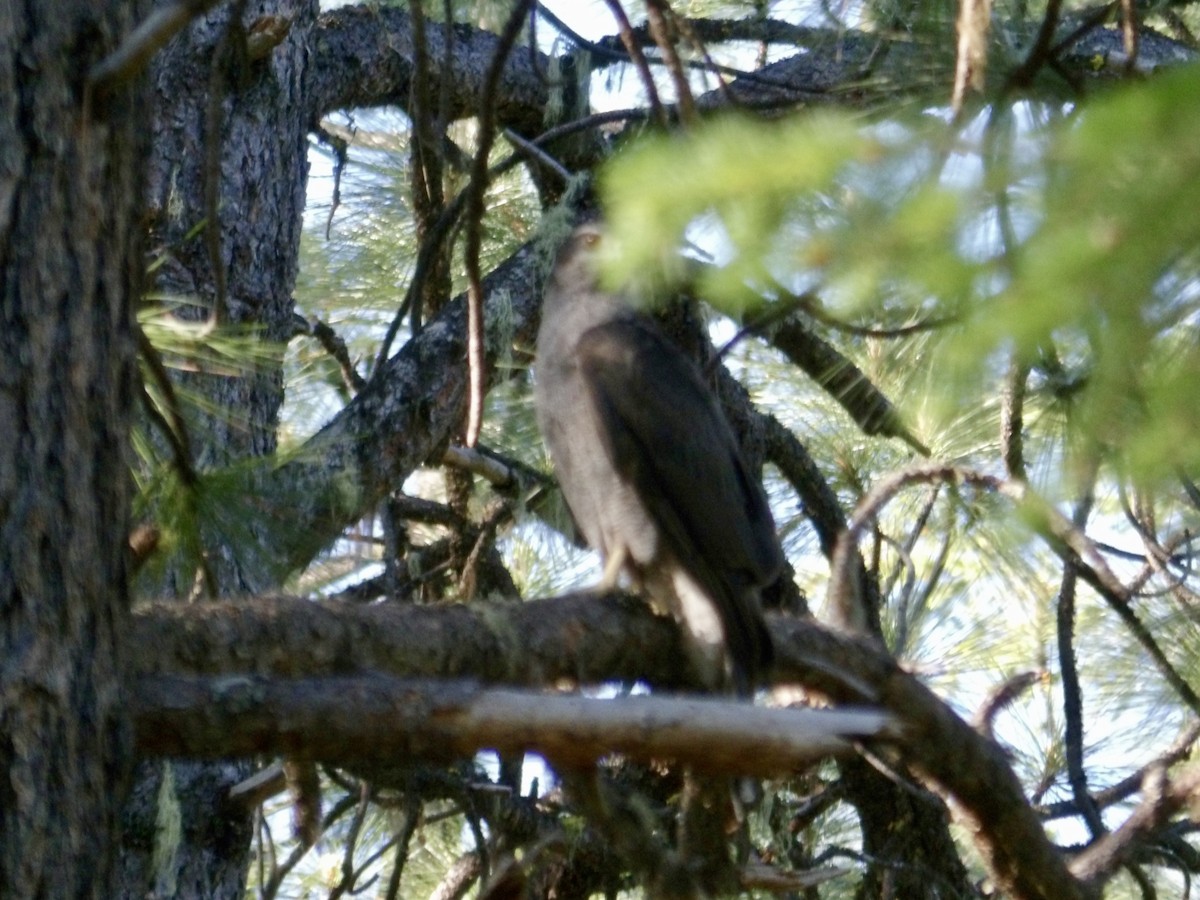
577;226;603;249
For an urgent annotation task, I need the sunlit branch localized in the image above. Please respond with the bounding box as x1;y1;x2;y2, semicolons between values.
643;0;695;124
132;674;893;774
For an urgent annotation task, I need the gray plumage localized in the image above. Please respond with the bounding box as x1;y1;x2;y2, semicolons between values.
534;222;783;694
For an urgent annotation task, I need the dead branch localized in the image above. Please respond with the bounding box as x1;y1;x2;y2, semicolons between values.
133;593;1092;899
132;674;892;776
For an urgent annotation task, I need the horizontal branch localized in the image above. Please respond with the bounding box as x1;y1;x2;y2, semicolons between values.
132;593;1087;899
311;6;552;135
128;580;1197;898
129;592;687;685
132;675;894;775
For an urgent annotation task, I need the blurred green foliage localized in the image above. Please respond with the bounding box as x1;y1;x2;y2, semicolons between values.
603;65;1200;484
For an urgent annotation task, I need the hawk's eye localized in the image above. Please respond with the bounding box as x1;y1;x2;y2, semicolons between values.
579;230;602;249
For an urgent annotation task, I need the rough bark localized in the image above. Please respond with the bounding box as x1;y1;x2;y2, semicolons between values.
0;1;148;896
243;238;552;579
132;674;891;771
145;0;314;496
125;594;1097;900
117;2;317;898
311;5;550;136
117;760;255;900
841;755;972;899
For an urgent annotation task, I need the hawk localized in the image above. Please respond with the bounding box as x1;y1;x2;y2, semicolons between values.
534;221;783;694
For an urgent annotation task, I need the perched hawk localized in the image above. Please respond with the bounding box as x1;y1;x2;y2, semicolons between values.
534;222;783;694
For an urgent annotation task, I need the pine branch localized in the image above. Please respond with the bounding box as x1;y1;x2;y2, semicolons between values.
132;674;892;774
130;592;1095;899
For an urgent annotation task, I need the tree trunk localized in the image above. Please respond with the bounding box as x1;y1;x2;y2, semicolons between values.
115;2;316;897
0;1;148;896
843;756;973;899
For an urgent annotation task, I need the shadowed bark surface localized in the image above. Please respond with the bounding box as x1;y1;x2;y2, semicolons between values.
0;1;148;895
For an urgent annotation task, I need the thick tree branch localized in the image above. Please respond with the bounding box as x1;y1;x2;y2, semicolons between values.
768;617;1094;900
308;7;1196;163
254;239;548;578
133;594;1094;899
310;6;551;136
132;675;893;775
130;592;682;684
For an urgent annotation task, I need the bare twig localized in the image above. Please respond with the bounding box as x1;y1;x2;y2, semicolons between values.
1005;0;1067;88
882;484;939;611
671;13;736;106
313;123;349;240
381;799;422;900
1118;481;1200;605
828;464;1002;630
973;670;1046;739
260;792;361;899
1057;479;1107;838
601;0;671;127
1038;722;1200;821
327;781;374;899
830;465;1200;718
644;0;695;123
461;0;533;447
1071;765;1200;889
502;128;573;182
303;316;365;393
